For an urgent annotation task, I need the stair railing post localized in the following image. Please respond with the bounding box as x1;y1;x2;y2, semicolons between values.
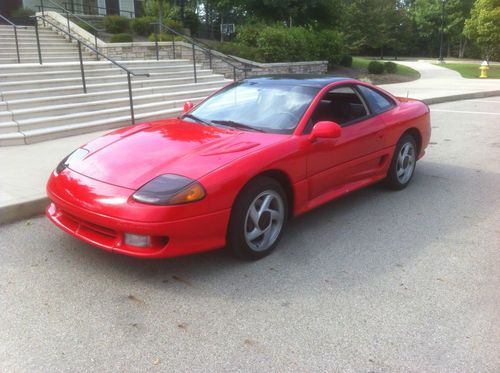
127;72;135;124
172;31;176;59
77;41;87;93
233;66;236;81
154;23;159;61
208;50;212;69
244;67;248;79
66;11;72;42
40;0;46;26
191;43;197;83
95;33;99;60
14;26;21;63
34;19;43;64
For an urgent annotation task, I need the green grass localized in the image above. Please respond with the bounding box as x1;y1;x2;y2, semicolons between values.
439;63;500;79
352;57;420;77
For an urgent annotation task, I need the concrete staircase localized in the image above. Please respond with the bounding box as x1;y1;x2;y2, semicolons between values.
0;24;95;64
0;59;229;145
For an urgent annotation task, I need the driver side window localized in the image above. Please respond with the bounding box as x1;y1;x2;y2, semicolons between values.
305;86;370;133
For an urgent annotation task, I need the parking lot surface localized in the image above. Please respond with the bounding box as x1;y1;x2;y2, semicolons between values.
1;97;499;372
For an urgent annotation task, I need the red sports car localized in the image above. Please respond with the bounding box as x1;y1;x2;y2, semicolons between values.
46;75;430;259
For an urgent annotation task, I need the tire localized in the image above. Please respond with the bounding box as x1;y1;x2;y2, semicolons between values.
227;177;288;260
385;134;417;190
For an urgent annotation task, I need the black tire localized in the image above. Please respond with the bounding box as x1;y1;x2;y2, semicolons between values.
227;177;288;260
385;134;417;190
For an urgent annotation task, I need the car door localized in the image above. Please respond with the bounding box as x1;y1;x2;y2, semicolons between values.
305;85;386;200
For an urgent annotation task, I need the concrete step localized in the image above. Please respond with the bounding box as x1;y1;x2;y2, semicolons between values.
1;46;85;54
25;108;183;144
0;64;201;82
17;95;208;131
3;80;228;110
0;59;193;73
0;56;95;64
1;74;225;99
0;35;69;42
8;87;219;121
0;51;92;59
0;69;212;90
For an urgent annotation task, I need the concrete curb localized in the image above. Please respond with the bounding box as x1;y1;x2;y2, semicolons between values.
0;197;49;225
1;89;499;226
421;90;500;105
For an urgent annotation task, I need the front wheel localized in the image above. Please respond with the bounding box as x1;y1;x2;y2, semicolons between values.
227;177;287;260
385;134;417;190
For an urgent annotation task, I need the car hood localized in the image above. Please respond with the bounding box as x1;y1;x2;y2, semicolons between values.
68;118;286;190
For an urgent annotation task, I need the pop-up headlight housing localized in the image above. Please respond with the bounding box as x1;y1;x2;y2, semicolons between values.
132;174;205;205
56;148;89;174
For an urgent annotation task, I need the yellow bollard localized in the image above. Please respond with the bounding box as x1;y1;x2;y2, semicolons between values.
479;61;489;78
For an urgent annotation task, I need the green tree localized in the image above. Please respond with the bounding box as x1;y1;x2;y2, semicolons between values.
464;0;500;60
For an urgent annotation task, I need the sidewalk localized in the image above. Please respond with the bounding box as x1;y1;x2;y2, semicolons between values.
380;60;500;103
1;61;499;224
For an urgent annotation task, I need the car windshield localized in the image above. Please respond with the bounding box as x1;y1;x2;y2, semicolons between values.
186;81;319;133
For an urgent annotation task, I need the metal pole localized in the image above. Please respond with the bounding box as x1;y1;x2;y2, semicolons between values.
95;33;99;60
191;44;197;83
14;26;21;63
439;0;445;62
244;68;247;79
208;50;212;69
34;19;43;65
66;11;72;42
154;24;159;61
40;0;46;26
77;41;87;93
127;72;135;124
172;34;176;59
233;66;236;81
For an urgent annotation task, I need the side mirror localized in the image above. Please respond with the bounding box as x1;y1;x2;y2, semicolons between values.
183;101;194;113
309;121;342;141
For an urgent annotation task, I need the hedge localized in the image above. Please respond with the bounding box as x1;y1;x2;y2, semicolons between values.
104;15;130;34
368;60;384;74
384;61;398;73
110;33;133;43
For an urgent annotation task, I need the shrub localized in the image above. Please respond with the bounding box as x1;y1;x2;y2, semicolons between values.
12;7;35;17
217;42;262;62
132;16;155;36
316;30;344;68
110;33;133;43
148;32;184;42
339;54;353;67
367;60;384;74
384;61;398;74
104;15;130;34
164;18;184;32
236;24;262;47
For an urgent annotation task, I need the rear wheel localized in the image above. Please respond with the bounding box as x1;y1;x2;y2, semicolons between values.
385;134;417;190
227;177;287;260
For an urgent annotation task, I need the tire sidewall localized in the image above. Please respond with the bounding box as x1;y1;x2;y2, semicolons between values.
387;134;417;190
227;177;288;260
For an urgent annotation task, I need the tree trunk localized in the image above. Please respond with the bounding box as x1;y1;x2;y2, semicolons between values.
459;37;467;59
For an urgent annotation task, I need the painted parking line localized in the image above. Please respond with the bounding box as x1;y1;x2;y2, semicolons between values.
431;109;500;115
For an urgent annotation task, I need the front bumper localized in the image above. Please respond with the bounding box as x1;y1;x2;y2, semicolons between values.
46;169;230;258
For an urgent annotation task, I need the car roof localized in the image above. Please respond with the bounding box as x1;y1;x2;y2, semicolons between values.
242;74;352;88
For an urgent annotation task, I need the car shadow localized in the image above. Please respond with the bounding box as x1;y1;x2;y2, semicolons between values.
53;159;499;300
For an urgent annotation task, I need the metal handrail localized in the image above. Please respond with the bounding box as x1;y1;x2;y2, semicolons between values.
0;13;28;63
152;22;256;81
33;14;150;125
62;1;135;18
38;0;103;59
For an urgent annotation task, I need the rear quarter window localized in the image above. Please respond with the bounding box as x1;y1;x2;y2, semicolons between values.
357;85;395;114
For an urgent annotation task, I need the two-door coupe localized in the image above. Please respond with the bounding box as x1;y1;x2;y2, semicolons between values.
46;75;430;259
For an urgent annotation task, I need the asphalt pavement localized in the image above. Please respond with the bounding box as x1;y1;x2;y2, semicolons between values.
0;97;499;372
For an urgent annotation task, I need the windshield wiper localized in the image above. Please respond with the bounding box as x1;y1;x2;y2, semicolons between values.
182;113;213;126
211;120;265;132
